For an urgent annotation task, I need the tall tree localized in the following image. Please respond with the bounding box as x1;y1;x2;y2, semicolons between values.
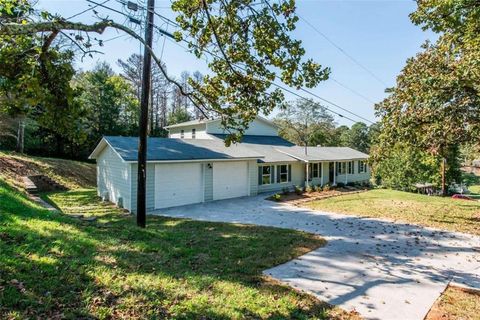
118;54;171;136
339;122;370;153
276;99;335;151
374;0;480;194
74;62;139;145
1;0;330;144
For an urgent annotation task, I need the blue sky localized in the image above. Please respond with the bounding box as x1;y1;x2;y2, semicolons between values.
37;0;436;126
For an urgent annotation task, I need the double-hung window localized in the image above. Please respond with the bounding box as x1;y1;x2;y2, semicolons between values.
277;164;289;183
192;128;196;139
336;162;346;175
309;163;321;180
259;166;272;185
180;129;184;139
359;161;367;173
348;161;354;174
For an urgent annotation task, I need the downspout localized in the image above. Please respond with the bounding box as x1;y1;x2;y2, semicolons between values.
305;161;309;187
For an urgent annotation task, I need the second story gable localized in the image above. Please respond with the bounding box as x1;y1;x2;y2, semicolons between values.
165;116;278;139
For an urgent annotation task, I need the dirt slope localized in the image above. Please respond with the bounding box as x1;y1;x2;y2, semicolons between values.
0;151;96;190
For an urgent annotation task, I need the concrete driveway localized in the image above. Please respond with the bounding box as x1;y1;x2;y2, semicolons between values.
150;195;480;320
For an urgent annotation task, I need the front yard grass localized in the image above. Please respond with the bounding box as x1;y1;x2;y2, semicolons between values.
426;286;480;320
0;181;359;319
306;188;480;235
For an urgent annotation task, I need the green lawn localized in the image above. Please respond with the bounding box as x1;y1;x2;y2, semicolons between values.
306;188;480;235
0;181;360;319
426;286;480;320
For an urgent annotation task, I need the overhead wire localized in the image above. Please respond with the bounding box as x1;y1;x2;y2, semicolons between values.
82;0;375;124
298;14;389;87
144;7;375;124
66;0;112;20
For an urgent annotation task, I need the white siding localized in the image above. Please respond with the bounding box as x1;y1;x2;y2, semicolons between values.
247;160;258;196
130;163;155;214
335;160;370;184
168;124;211;139
96;146;131;211
206;118;278;136
258;162;305;193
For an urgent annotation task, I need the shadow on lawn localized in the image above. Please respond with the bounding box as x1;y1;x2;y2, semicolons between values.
0;186;346;319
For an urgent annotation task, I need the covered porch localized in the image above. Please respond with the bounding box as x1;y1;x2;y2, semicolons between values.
274;145;370;188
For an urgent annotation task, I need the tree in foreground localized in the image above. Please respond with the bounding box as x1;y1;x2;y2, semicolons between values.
0;0;330;145
373;0;480;194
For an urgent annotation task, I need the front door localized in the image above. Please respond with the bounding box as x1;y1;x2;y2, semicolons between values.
329;162;335;184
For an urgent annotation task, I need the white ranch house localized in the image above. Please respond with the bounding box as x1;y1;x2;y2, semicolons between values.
89;117;370;212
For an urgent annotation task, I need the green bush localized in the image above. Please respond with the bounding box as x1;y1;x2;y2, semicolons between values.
305;185;314;193
294;185;303;195
336;182;345;188
314;185;322;192
323;183;331;191
272;193;282;201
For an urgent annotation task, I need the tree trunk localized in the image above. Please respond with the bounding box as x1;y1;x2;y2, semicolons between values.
16;117;25;153
441;157;446;196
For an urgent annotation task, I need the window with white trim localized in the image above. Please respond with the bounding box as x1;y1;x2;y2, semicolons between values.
192;128;196;139
278;164;289;183
348;161;354;174
359;161;367;173
180;129;184;139
336;162;346;175
308;163;321;180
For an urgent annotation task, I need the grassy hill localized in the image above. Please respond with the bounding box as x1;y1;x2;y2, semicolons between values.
0;180;342;319
0;151;96;190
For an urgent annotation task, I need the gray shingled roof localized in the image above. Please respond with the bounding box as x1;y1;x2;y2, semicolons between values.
275;146;368;161
211;134;297;163
100;136;264;162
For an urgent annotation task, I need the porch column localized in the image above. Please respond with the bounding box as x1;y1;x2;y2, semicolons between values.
345;162;348;184
305;161;309;187
333;161;336;186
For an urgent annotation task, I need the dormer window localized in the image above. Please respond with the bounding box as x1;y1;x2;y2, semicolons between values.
180;130;184;139
192;128;196;139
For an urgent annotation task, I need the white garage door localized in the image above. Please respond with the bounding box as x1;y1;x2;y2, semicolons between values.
213;161;248;200
154;163;203;209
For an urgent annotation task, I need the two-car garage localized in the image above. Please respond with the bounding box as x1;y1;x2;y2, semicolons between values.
154;161;250;209
90;137;262;213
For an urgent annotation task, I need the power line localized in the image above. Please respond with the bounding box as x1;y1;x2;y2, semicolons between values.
331;78;376;105
146;10;375;124
148;13;374;124
85;1;374;124
164;37;360;124
299;15;389;87
66;0;111;20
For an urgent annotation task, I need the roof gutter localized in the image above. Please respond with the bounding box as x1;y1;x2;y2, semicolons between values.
123;156;263;164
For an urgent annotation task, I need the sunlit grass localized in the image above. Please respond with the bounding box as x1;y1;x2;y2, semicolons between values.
306;188;480;235
0;181;358;319
425;286;480;320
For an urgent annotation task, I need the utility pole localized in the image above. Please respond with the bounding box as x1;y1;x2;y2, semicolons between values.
137;0;155;228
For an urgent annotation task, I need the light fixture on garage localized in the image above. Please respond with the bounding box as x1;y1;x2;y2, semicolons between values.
207;163;212;169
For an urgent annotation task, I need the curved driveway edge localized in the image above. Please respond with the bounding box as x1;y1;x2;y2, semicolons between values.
150;195;480;320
